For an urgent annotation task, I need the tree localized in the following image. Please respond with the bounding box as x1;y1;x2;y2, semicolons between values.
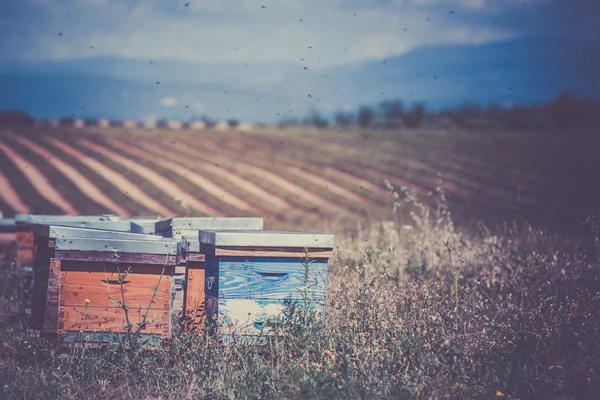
404;104;425;129
357;106;375;128
0;110;35;126
334;112;354;128
379;100;403;120
547;90;578;130
303;110;329;128
484;104;505;122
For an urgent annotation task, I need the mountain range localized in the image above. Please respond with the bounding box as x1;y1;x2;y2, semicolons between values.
1;37;598;123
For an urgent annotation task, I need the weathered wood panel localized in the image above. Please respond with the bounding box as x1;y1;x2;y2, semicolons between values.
155;217;263;235
35;224;163;240
16;231;34;248
54;237;178;254
200;230;335;248
30;236;53;329
207;258;328;300
54;251;176;264
43;258;61;334
208;297;325;335
186;253;206;262
58;306;170;336
172;266;186;317
184;261;205;331
60;269;171;309
17;246;35;266
214;247;333;258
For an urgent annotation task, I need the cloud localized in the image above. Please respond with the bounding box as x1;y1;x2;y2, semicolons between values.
1;0;520;68
160;96;178;107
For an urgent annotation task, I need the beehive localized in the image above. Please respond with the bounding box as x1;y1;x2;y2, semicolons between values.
0;217;18;249
155;218;264;326
200;230;334;345
31;224;178;345
13;215;163;267
14;214;122;268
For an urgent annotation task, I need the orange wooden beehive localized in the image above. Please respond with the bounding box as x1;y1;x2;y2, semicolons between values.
31;224;178;345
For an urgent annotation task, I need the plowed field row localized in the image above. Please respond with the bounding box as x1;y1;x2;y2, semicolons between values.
0;126;572;232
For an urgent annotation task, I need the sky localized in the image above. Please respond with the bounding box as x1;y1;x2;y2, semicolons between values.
0;0;598;122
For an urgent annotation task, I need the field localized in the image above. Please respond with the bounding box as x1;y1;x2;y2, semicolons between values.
1;126;598;234
1;126;600;399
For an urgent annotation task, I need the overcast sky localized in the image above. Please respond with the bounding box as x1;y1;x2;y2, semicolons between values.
1;0;597;69
0;0;598;122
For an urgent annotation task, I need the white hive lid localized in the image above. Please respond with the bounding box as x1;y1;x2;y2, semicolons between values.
33;224;164;240
199;230;335;249
154;217;264;234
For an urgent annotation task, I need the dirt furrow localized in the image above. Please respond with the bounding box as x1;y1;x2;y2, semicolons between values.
158;135;340;210
7;132;129;216
102;137;256;215
0;141;78;215
319;166;390;198
362;166;431;196
45;137;176;217
0;170;29;214
132;137;293;211
78;139;226;217
284;165;376;206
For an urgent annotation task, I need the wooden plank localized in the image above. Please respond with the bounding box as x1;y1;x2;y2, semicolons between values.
172;267;186;317
0;233;17;246
17;247;34;266
209;258;328;300
54;251;176;265
34;224;164;240
58;305;170;336
16;214;117;224
184;262;205;332
155;217;263;236
54;237;178;254
60;269;171;309
214;247;333;258
43;258;61;334
30;237;53;329
16;231;34;248
60;262;173;274
186;254;206;262
210;298;325;335
200;230;335;249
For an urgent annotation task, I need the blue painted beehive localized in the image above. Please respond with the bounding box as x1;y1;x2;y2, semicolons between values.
154;217;264;321
200;230;335;344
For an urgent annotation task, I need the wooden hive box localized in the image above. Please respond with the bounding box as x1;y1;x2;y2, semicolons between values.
0;217;18;249
13;214;122;268
155;218;264;326
31;224;177;345
200;230;335;345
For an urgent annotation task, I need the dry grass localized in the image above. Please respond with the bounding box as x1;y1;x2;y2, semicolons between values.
1;187;599;399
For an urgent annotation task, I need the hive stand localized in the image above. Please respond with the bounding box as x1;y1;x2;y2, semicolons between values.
200;230;335;345
31;224;177;345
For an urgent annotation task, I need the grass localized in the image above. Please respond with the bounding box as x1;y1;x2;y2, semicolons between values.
1;186;599;399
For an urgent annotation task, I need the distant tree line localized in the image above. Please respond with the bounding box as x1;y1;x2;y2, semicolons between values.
280;90;599;132
1;90;597;132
